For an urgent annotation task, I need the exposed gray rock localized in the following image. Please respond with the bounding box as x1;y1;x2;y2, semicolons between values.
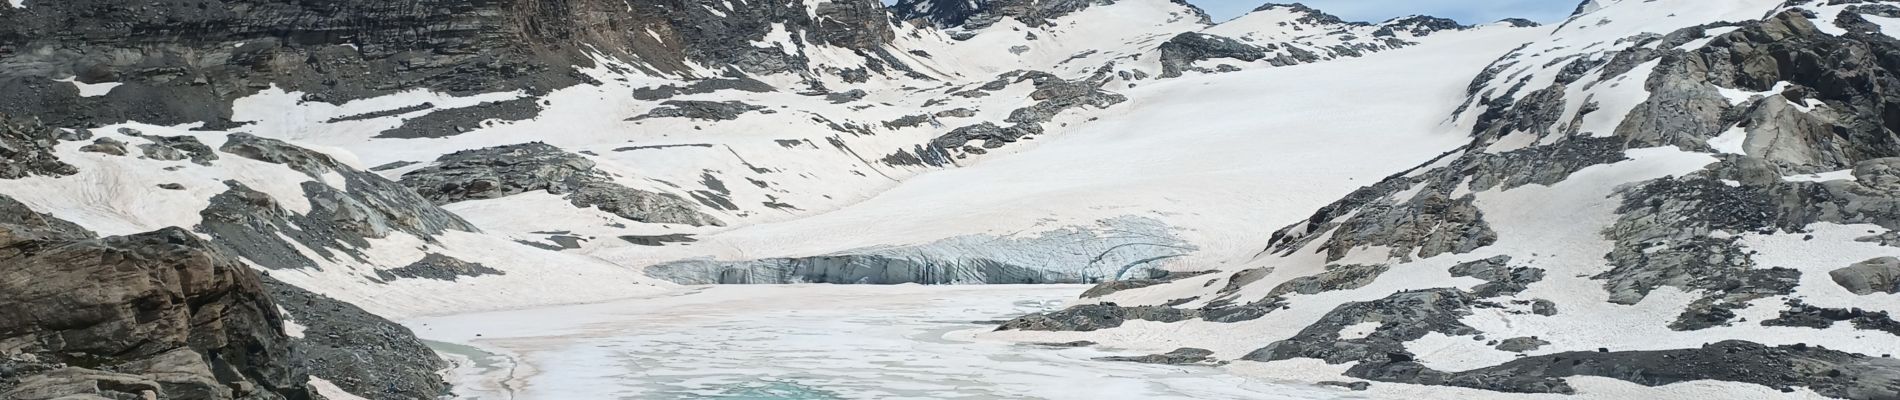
0;0;905;130
369;160;420;172
127;133;217;165
1156;33;1266;78
894;0;1209;30
0;115;77;179
374;253;505;282
1531;299;1558;316
1498;18;1541;28
0;194;316;400
619;233;698;246
399;143;722;227
1094;348;1217;365
996;303;1198;332
1601;172;1804;329
935;108;977;118
883;114;932;129
203;134;478;270
1494;336;1550;353
1833;257;1900;295
261;276;447;400
156;183;185;190
917;71;1126;164
377;98;544;139
1198;296;1288;323
825;89;868;103
630;77;776;100
1375;16;1467;37
1349;340;1900;399
138;142;186;161
631;100;767;121
78;137;127;156
1449;256;1544;297
1268;264;1390;297
1312;186;1496;263
1244;289;1483;365
1650;11;1900;171
1318;380;1371;391
1763;300;1900;336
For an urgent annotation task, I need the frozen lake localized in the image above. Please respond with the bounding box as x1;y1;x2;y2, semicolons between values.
407;284;1347;399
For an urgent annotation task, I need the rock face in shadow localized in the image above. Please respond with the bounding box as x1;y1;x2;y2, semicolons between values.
261;277;448;400
0;195;316;400
0;114;77;179
0;0;906;132
400;142;723;227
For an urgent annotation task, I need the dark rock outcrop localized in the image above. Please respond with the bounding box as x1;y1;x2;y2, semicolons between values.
0;0;907;130
1267;264;1390;297
1244;289;1483;365
631;100;767;121
375;253;505;282
261;277;449;400
1833;257;1900;295
203;133;480;270
997;303;1198;332
1351;341;1900;399
919;71;1126;163
1493;336;1549;353
0;114;76;179
1156;33;1266;78
399;142;722;226
79;137;128;156
1374;16;1466;38
894;0;1210;30
0;195;317;400
1094;348;1217;365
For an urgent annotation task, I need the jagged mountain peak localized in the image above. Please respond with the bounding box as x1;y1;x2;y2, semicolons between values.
893;0;1211;30
1374;14;1469;37
1244;2;1359;26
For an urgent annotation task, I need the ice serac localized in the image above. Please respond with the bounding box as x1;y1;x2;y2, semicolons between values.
646;216;1194;284
0;194;316;400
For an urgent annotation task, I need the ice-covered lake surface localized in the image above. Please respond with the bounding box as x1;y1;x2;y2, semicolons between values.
407;284;1348;399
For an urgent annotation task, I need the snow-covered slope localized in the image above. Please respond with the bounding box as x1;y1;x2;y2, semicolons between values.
982;0;1900;398
0;120;678;318
618;24;1544;283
